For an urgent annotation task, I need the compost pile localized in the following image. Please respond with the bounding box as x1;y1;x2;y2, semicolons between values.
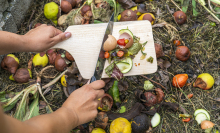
0;0;220;132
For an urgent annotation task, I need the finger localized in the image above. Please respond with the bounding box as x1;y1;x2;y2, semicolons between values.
54;29;63;36
51;32;72;45
89;80;105;90
94;89;105;100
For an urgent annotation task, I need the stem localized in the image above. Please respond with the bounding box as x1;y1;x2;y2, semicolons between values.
37;83;53;113
42;69;68;89
203;5;220;22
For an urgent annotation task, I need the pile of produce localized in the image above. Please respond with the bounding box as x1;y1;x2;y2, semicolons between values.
0;0;220;132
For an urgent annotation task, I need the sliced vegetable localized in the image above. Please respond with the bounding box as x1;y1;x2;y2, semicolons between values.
194;109;210;120
117;51;124;57
151;113;160;127
104;51;110;58
116;57;133;73
195;112;208;124
119;28;134;39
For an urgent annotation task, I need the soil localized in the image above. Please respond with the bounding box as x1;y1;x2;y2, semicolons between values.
1;0;220;132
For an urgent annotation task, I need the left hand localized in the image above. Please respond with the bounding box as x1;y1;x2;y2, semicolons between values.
22;24;71;52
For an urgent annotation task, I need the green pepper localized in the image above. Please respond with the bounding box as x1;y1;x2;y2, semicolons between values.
108;80;121;107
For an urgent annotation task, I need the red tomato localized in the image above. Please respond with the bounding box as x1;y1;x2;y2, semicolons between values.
117;51;124;57
173;40;181;46
117;39;126;46
182;118;190;122
104;51;110;58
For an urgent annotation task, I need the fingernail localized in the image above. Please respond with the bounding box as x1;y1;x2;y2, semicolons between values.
65;32;71;38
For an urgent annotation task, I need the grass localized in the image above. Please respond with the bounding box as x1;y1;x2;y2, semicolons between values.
0;0;220;132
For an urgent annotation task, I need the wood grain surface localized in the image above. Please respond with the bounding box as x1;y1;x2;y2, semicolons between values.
52;20;157;79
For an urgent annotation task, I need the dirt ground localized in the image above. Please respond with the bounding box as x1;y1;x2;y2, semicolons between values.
0;0;220;132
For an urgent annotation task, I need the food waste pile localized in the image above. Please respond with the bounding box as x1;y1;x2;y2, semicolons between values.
0;0;220;133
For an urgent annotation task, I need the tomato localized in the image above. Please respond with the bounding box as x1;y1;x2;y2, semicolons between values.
104;51;110;58
117;39;126;46
173;40;181;46
187;93;193;99
182;118;190;122
117;51;124;57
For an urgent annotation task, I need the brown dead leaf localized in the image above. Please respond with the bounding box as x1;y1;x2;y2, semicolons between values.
118;0;136;9
39;101;47;110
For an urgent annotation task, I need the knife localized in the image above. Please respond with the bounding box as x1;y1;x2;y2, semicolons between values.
90;13;114;83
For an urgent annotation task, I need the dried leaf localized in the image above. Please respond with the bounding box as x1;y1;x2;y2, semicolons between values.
39;101;47;110
91;2;113;22
117;0;136;9
118;80;129;92
214;98;220;102
215;76;220;85
158;71;169;85
163;60;171;69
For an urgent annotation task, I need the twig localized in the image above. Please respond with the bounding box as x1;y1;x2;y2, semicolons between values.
170;0;182;11
28;10;36;30
140;75;167;91
208;0;220;14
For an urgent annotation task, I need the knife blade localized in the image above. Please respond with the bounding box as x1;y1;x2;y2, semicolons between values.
90;13;114;83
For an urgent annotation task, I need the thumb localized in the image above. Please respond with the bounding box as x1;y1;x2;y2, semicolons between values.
52;32;72;44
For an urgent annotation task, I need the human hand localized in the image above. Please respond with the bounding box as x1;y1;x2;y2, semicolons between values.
23;24;71;52
62;80;105;127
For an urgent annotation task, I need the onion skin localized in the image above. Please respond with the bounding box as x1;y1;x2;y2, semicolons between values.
1;54;19;74
55;54;67;71
13;68;32;83
201;120;215;129
155;88;164;103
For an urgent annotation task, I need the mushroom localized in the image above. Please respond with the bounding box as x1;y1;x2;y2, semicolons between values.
103;35;117;51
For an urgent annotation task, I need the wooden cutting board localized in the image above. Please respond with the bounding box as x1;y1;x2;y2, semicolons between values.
52;20;157;79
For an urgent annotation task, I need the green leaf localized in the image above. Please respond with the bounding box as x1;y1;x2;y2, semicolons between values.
2;90;25;112
144;80;154;90
192;0;199;17
181;0;190;13
93;20;104;24
14;84;37;121
0;91;18;103
119;106;126;113
23;93;39;121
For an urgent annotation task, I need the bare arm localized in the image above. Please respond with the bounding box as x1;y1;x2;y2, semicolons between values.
0;24;71;55
0;80;105;133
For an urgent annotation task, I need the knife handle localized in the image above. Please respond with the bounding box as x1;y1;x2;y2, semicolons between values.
89;75;97;83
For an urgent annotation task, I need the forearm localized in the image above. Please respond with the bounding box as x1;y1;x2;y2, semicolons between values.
0;31;27;55
0;107;78;133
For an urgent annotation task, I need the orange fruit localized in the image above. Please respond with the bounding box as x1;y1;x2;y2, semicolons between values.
172;74;188;87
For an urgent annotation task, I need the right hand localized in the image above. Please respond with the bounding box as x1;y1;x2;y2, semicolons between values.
62;80;105;126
